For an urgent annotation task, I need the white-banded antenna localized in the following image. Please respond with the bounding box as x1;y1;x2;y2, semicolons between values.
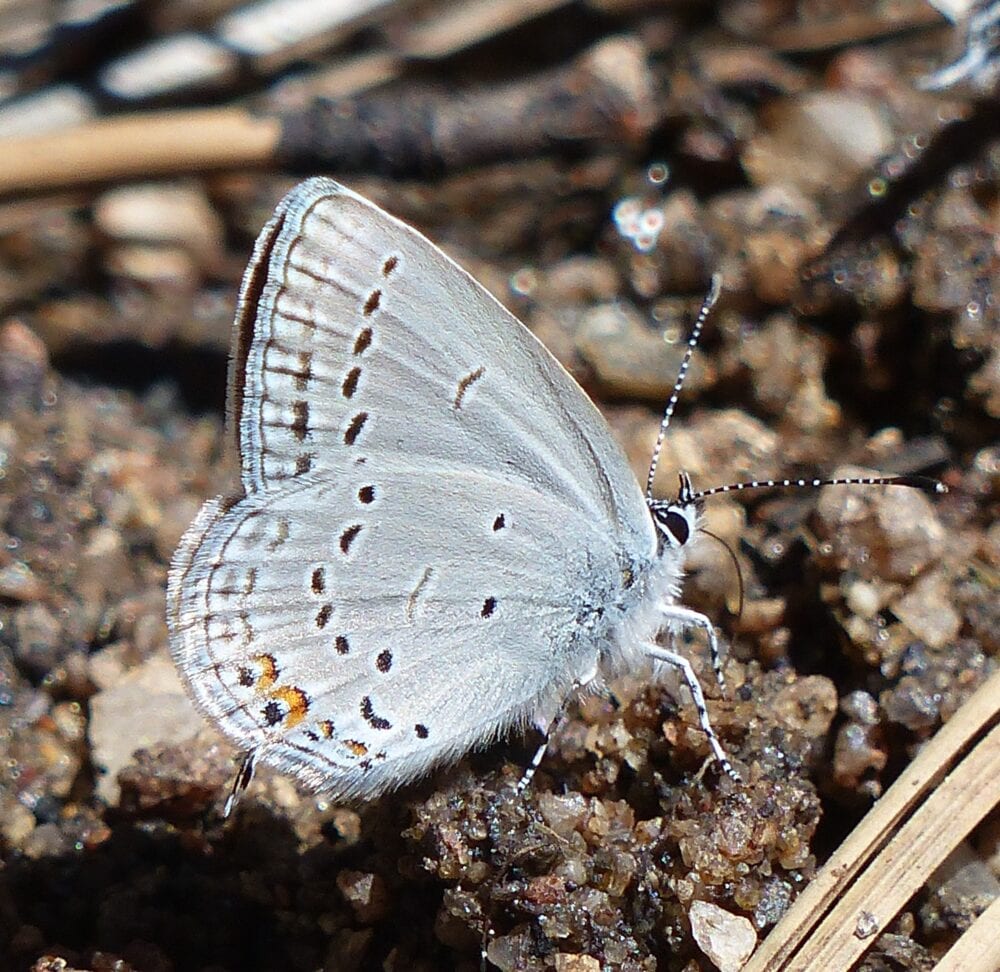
645;273;722;500
686;473;947;504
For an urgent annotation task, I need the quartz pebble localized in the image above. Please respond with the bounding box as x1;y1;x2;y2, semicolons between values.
689;900;758;972
88;652;205;803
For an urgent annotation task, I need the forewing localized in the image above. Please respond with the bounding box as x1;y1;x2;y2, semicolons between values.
230;177;648;542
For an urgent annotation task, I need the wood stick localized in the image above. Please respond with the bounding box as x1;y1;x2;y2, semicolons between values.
786;722;1000;969
0;36;654;198
745;666;1000;972
933;892;1000;972
0;108;280;195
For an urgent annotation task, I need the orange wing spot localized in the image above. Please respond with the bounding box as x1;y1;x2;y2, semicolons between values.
269;686;309;728
253;653;279;690
344;739;369;758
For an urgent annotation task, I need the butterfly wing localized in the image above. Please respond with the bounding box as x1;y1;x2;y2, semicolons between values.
230;178;648;540
168;178;658;795
169;467;636;795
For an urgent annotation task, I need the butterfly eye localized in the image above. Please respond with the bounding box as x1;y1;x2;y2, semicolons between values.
658;508;691;546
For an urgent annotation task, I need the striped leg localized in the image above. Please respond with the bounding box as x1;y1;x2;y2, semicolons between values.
643;638;740;782
516;709;563;793
658;602;728;696
223;749;257;817
517;668;600;793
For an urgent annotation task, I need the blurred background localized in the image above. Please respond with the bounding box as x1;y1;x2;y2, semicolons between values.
0;2;997;970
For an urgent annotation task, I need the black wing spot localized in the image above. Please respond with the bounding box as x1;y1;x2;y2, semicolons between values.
492;514;506;531
382;255;398;276
340;524;362;554
237;666;254;687
344;411;368;445
335;635;350;655
358;485;376;504
363;289;381;316
342;366;361;398
262;700;283;726
316;604;332;628
376;650;392;673
481;596;497;618
415;723;428;738
291;400;309;441
361;696;392;730
353;327;373;355
311;568;325;594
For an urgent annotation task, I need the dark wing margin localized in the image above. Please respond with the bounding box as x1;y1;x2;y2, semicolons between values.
225;205;288;493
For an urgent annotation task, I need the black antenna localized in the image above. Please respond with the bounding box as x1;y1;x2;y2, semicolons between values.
645;274;722;500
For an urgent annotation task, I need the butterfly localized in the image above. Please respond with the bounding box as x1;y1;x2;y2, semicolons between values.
168;178;935;805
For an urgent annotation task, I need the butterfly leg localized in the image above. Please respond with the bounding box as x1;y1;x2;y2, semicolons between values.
657;602;728;695
517;738;550;794
517;709;562;793
223;748;257;818
643;638;740;782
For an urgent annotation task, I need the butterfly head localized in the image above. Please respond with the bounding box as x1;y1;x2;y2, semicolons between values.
648;471;701;551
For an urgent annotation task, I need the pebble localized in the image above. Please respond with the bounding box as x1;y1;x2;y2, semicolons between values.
575;300;705;401
0;561;46;602
737;314;840;431
335;870;389;924
689;900;757;972
93;183;225;269
0;319;51;410
554;955;600;972
743;92;894;193
88;651;204;803
833;718;887;794
11;602;64;677
921;842;1000;935
814;466;946;581
890;568;962;649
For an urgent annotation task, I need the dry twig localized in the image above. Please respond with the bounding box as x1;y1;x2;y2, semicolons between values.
746;666;1000;972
